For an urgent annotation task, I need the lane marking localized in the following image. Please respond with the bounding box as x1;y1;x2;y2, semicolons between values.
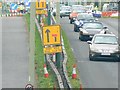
71;48;74;52
29;76;31;82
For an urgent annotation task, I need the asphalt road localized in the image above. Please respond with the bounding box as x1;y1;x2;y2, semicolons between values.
2;17;29;88
0;17;2;89
60;17;118;88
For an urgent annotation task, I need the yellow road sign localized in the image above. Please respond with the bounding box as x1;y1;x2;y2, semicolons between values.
44;46;62;54
36;0;46;9
36;9;47;14
42;25;61;46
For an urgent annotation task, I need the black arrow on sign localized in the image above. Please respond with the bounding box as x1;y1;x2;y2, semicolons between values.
38;0;40;7
45;29;50;42
54;37;57;42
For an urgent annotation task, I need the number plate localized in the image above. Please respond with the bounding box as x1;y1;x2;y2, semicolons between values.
101;52;110;55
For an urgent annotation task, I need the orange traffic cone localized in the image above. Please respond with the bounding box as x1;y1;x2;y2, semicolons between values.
40;19;44;27
52;53;56;63
80;84;83;90
72;64;77;79
44;64;49;78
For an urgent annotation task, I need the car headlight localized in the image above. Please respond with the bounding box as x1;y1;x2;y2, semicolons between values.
112;48;119;53
75;21;79;25
82;30;89;34
91;47;102;52
73;17;76;20
91;48;99;52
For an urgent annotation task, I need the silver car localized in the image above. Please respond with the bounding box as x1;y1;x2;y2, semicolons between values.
60;6;71;18
79;22;108;41
87;34;120;61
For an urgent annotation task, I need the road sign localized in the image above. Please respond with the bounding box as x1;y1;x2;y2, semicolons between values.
24;0;31;8
36;0;46;9
25;84;33;90
36;9;47;14
42;25;61;46
10;3;18;10
44;46;62;54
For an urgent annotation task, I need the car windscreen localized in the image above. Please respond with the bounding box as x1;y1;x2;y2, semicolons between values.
77;14;94;20
93;36;118;44
83;23;103;29
72;6;85;12
61;7;71;11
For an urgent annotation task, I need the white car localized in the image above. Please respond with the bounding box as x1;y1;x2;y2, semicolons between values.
88;34;120;61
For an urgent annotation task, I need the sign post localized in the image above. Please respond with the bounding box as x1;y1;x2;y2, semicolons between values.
29;2;35;86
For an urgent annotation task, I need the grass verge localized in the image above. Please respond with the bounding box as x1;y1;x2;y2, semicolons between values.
24;14;55;88
61;29;81;88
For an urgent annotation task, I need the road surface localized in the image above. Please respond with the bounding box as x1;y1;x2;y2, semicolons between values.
60;17;118;88
2;17;29;88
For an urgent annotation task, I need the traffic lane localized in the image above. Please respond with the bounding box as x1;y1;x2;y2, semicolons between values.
2;17;29;88
0;17;2;90
99;18;118;36
60;17;118;88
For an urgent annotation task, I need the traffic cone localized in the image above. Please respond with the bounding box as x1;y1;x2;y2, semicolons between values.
80;84;83;90
72;64;77;79
52;53;56;63
44;64;49;78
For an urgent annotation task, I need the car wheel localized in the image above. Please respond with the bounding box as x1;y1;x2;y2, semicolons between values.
79;35;84;41
70;19;72;24
74;25;76;32
60;16;62;18
89;53;94;61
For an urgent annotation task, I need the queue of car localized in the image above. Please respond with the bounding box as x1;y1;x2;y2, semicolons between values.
52;4;120;61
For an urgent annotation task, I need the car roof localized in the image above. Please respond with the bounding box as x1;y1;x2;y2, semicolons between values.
78;13;92;15
94;34;116;37
83;22;102;24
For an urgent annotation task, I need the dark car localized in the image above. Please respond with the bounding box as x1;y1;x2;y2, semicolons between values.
60;6;71;18
87;34;120;61
79;22;108;41
74;13;97;32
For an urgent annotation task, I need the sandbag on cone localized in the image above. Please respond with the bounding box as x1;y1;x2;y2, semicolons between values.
44;64;49;78
80;84;83;90
72;64;77;79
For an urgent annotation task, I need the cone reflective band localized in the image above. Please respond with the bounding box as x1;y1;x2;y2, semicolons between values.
52;53;56;62
72;64;77;79
44;64;49;78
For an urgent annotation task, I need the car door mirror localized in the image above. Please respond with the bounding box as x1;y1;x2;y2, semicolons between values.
87;41;92;44
95;18;98;21
103;26;107;29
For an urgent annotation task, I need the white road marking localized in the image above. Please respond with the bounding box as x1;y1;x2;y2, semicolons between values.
29;76;31;82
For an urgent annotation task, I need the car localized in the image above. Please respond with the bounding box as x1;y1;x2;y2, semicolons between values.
52;8;56;16
84;5;94;13
87;34;120;61
74;13;97;32
60;6;71;18
92;10;102;18
69;5;86;24
79;22;108;41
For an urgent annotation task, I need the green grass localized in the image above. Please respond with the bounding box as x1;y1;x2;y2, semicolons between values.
35;26;55;88
24;14;55;88
47;15;81;88
24;14;30;31
61;30;81;88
